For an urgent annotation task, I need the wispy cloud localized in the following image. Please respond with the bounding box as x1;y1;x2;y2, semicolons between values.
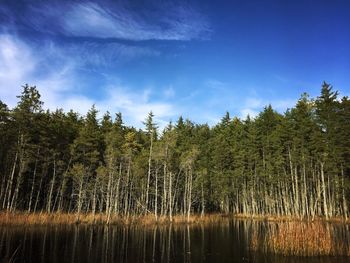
205;79;229;90
9;1;211;41
50;41;160;68
163;86;175;99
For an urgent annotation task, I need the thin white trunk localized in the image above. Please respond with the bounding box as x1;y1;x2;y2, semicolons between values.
145;132;153;212
47;157;56;213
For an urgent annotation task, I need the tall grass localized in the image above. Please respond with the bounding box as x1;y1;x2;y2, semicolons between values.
0;212;228;226
250;221;350;256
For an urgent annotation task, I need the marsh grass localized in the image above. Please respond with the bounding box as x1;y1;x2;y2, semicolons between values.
0;212;229;226
234;213;350;223
250;221;350;256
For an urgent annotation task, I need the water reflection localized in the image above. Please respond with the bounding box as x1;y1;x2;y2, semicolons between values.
0;220;349;263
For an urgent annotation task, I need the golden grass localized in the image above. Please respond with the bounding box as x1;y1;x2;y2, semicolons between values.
0;212;229;226
250;221;350;256
234;213;350;224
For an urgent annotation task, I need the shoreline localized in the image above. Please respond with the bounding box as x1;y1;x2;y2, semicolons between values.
0;211;349;226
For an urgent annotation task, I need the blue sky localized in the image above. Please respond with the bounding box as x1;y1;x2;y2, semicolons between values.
0;0;350;128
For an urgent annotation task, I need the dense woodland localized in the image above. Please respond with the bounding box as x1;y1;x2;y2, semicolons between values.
0;82;349;222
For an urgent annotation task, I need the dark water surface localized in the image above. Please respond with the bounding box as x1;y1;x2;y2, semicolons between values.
1;220;349;263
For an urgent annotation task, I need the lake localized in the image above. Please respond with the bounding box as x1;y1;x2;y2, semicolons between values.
1;220;349;263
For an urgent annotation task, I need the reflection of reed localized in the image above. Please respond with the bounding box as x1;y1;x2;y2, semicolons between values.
152;226;156;262
41;226;47;262
249;221;350;256
186;225;191;263
71;225;77;263
167;224;172;262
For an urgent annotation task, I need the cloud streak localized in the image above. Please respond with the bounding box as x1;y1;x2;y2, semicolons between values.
4;0;211;41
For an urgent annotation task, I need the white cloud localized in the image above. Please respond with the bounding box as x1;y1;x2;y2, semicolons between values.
0;33;175;129
0;34;78;110
61;96;95;115
245;98;263;108
239;97;296;119
163;86;175;99
43;86;176;129
100;87;175;128
0;35;36;105
240;108;259;119
269;99;295;111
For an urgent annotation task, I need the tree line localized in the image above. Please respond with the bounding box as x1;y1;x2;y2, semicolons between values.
0;82;349;221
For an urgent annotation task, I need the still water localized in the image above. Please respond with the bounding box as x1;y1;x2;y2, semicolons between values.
0;220;349;263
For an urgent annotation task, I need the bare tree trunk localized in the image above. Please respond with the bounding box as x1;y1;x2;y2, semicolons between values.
0;174;6;206
201;182;205;218
161;146;168;216
124;158;131;216
47;157;56;213
161;162;167;216
302;160;309;218
10;153;27;212
92;179;97;222
57;158;71;212
34;170;44;213
76;179;84;222
28;155;38;212
113;162;122;215
169;171;173;222
155;164;158;221
145;133;153;213
341;165;348;220
320;161;329;219
187;168;193;222
4;151;17;210
106;155;114;218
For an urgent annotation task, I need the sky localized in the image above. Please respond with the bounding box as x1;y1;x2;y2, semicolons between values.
0;0;350;128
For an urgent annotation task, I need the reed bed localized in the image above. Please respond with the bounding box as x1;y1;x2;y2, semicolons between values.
0;212;229;226
234;213;350;224
250;221;350;256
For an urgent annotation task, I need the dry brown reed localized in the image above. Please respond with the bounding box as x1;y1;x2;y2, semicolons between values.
234;213;350;224
250;221;350;256
0;212;229;226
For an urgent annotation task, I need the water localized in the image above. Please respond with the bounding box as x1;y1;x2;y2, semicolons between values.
0;220;349;263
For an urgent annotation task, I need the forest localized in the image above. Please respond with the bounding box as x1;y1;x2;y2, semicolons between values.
0;82;349;222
